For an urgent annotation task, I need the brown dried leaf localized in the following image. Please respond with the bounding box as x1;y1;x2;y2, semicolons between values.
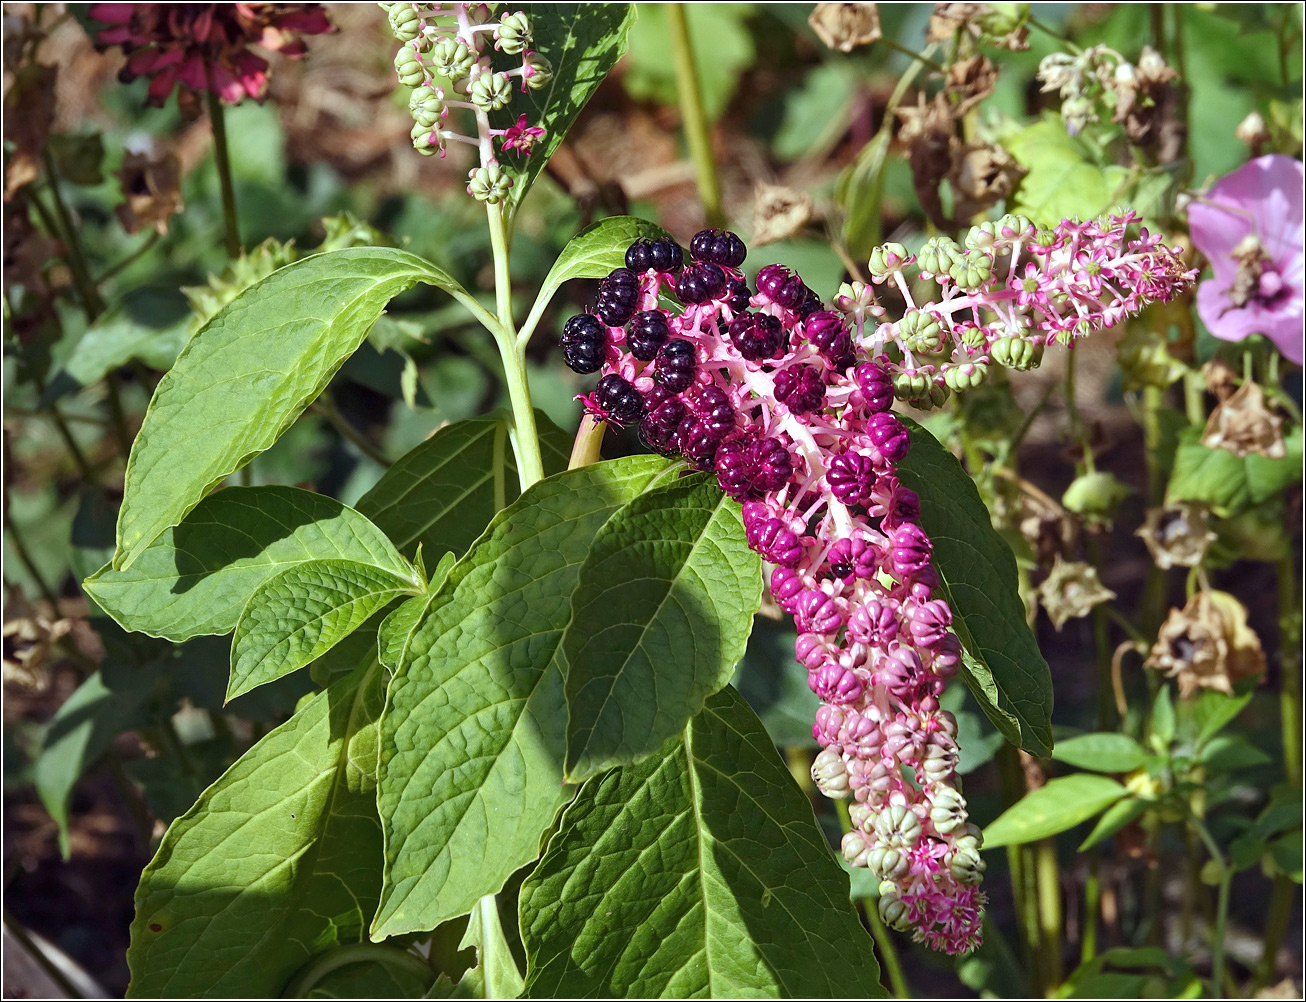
808;2;882;53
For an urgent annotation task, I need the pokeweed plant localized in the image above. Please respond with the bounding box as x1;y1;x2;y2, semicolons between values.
78;3;1198;999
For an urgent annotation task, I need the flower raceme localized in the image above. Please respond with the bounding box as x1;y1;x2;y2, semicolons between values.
563;215;1193;955
89;3;333;107
381;2;552;202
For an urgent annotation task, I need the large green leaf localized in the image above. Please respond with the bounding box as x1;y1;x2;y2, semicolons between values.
896;420;1054;757
1167;425;1303;516
1050;733;1147;774
227;559;422;701
523;216;675;340
496;4;636;214
372;456;678;939
113;247;465;569
563;475;761;780
520;686;885;998
127;652;386;997
86;486;413;642
983;774;1126;849
355;411;571;560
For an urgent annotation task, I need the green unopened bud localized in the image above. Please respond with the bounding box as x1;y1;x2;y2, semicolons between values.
468;71;513;111
841;830;873;868
990;336;1042;371
387;3;423;43
867;846;911;881
867;242;912;279
495;11;532;54
878;891;912;931
1033;227;1058;249
432;36;475;80
944;361;989;392
467;163;513;203
965;222;999;252
811;747;850;799
409;85;446;128
410;121;441;156
899;309;944;354
394;45;427;88
949;250;994;289
917;236;961;278
523;51;553;91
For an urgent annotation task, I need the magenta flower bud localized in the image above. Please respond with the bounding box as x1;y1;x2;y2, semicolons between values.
909;599;953;648
826;451;877;507
853;361;895;413
867;412;909;464
908;564;940;599
846;598;901;647
748;517;803;567
795;632;831;669
890;523;933;577
811;661;864;704
813;703;846;745
770;566;806;612
795;588;845;635
882;485;921;530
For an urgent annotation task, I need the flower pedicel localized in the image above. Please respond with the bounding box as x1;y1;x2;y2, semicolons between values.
564;215;1195;954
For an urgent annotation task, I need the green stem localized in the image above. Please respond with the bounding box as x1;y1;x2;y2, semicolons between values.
834;798;910;997
1189;815;1230;998
1255;878;1293;989
39;149;104;319
877;36;946;74
1035;838;1064;991
207;90;241;259
487;204;544;491
3;511;61;609
1277;556;1301;787
666;3;722;226
998;745;1039;993
95;231;159;283
283;943;434;998
1082;856;1100;964
568;414;607;471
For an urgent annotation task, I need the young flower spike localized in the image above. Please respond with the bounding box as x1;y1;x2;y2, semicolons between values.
89;3;333;107
562;217;1194;956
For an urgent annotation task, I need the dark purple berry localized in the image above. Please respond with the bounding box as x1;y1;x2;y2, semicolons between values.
725;276;752;314
690;228;747;267
625;238;684;274
867;412;909;463
853;361;894;413
798;286;823;318
596;373;645;425
691;384;736;438
639;396;687;455
596;267;640;326
801;311;848;354
773;364;826;414
675;262;727;304
655;338;696;393
826;451;876;506
676;414;721;469
714;436;794;499
728;312;786;361
755;264;807;308
561;313;607;374
626;310;671;361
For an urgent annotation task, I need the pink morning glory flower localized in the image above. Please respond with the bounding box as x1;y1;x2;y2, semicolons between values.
1188;154;1304;365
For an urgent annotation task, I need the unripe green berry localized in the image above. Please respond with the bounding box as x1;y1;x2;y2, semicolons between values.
410;121;440;157
959;325;989;351
990;336;1042;371
965;222;998;252
409;85;446;128
867;242;911;279
893;370;930;400
878;891;912;932
917;236;960;278
394;45;426;88
467;163;513;203
949;250;994;290
811;747;850;799
431;36;475;80
867;846;911;881
949;844;986;885
388;4;422;43
944;361;989;393
874;804;923;846
468;71;513;111
909;380;951;411
841;830;873;868
848;802;874;829
496;11;532;55
899;309;944;354
523;51;553;91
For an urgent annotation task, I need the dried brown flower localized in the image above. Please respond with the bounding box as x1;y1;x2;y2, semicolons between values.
946;54;998;116
927;2;1027;49
2;61;55;201
1201;380;1286;459
1038;555;1116;631
115;147;184;236
750;182;813;246
1145;590;1266;698
2;591;73;690
947;139;1025;221
1201;358;1240;402
1136;503;1216;570
808;3;882;53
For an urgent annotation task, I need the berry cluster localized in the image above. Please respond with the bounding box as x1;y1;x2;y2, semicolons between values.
561;216;1194;955
382;3;552;201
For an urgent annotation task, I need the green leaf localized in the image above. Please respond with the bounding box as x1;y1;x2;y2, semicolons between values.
34;666;159;858
1151;685;1176;745
1167;425;1303;516
1191;689;1254;745
60;291;192;388
1079;797;1150;851
1051;733;1147;774
127;653;386;998
1269;828;1303;883
896;419;1054;757
495;4;636;214
356;411;570;560
519;686;885;998
228;559;421;701
1005;118;1131;226
526;215;675;335
983;774;1127;849
86;486;413;642
113;247;466;569
563;474;761;780
1200;733;1272;771
372;456;678;939
456;896;525;1000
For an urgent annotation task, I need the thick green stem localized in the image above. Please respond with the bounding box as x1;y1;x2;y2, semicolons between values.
998;745;1039;992
1255;878;1293;989
834;798;909;997
1277;557;1302;787
207;91;241;259
487;204;544;491
1082;856;1100;964
1036;838;1064;991
666;4;722;226
568;414;607;471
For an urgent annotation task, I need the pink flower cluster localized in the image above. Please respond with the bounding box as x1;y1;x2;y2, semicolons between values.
90;3;333;107
566;217;1193;954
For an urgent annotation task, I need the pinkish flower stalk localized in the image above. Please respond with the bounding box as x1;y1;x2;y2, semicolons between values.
563;216;1193;955
1187;154;1304;365
382;2;552;202
89;3;333;107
